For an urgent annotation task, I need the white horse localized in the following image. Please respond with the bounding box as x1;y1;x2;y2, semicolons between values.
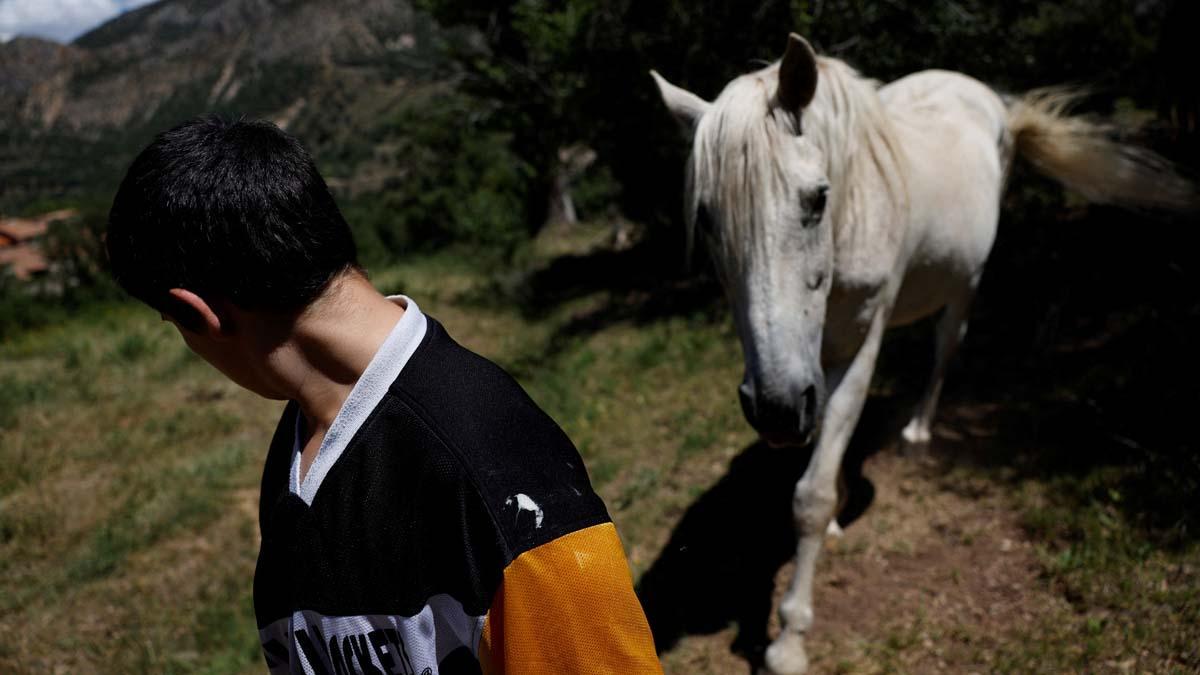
652;33;1194;674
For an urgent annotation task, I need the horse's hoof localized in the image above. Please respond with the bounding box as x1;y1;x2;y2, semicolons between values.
825;519;844;539
900;418;931;446
764;632;809;675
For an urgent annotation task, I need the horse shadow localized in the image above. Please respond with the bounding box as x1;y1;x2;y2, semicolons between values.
636;395;904;669
511;236;711;316
499;237;724;358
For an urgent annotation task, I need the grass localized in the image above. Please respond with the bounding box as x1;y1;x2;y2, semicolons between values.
0;303;275;673
1000;476;1200;673
1;223;1197;673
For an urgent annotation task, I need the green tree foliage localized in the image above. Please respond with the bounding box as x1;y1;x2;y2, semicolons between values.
0;200;120;338
413;0;597;232
341;87;534;266
41;206;113;293
418;0;1178;243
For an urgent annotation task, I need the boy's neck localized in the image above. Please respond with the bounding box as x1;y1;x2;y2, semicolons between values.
267;272;406;435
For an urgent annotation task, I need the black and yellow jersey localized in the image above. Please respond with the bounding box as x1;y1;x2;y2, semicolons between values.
253;297;661;675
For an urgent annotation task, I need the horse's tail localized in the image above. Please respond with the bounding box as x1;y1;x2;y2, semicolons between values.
1008;88;1197;211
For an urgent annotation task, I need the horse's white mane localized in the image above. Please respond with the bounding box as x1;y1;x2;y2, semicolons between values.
688;55;908;265
804;58;908;228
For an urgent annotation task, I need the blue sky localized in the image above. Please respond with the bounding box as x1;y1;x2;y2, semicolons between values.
0;0;159;43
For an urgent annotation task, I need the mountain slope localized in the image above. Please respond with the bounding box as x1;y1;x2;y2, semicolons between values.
0;0;450;211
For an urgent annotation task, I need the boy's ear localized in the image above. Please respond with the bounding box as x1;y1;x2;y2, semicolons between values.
167;288;228;338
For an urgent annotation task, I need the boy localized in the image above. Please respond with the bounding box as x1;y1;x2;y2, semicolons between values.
106;115;662;675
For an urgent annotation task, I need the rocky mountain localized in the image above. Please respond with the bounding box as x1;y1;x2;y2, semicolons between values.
0;38;88;115
0;0;453;211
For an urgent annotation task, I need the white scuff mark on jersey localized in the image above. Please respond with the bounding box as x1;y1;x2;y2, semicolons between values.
506;493;544;528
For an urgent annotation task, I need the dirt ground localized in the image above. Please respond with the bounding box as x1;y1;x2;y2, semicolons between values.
656;443;1065;674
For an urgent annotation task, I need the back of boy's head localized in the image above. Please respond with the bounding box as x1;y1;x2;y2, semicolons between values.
107;114;358;329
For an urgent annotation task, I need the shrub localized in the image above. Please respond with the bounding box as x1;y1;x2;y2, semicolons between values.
341;89;534;265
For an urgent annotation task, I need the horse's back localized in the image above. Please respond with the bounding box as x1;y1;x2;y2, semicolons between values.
881;70;1012;326
881;70;1002;130
881;69;1010;234
879;69;1011;186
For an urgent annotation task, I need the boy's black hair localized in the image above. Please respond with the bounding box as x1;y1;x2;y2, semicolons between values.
107;114;358;329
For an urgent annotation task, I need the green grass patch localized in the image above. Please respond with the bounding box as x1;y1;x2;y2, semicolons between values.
65;442;250;585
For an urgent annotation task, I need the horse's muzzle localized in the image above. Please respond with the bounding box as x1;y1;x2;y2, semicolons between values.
739;379;819;445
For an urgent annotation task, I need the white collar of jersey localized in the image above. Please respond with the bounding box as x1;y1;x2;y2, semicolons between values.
289;295;429;505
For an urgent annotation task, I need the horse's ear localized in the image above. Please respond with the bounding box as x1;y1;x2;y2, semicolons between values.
651;70;711;136
776;33;819;111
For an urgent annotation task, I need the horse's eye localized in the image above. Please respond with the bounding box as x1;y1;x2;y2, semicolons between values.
802;185;829;228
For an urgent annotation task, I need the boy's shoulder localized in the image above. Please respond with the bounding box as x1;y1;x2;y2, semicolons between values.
385;315;610;553
258;312;610;567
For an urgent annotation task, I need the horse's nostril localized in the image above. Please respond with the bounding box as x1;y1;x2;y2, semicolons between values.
801;385;818;424
739;380;819;440
756;396;799;434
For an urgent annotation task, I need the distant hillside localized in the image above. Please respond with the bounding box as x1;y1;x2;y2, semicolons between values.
0;0;453;212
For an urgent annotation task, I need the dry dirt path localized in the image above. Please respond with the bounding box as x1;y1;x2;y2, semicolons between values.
656;440;1080;675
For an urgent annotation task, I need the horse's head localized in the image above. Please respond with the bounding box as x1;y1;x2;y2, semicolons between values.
654;34;831;446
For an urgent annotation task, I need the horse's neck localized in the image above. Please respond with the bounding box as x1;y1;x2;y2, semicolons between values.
809;59;908;283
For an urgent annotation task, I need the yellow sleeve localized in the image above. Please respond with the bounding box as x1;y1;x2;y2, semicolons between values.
479;522;663;675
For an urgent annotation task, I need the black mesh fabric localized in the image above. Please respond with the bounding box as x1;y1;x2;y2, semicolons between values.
253;316;610;628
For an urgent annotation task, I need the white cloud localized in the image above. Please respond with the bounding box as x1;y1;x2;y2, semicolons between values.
0;0;159;44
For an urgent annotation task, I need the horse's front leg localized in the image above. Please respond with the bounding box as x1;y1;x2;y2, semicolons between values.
764;304;891;675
